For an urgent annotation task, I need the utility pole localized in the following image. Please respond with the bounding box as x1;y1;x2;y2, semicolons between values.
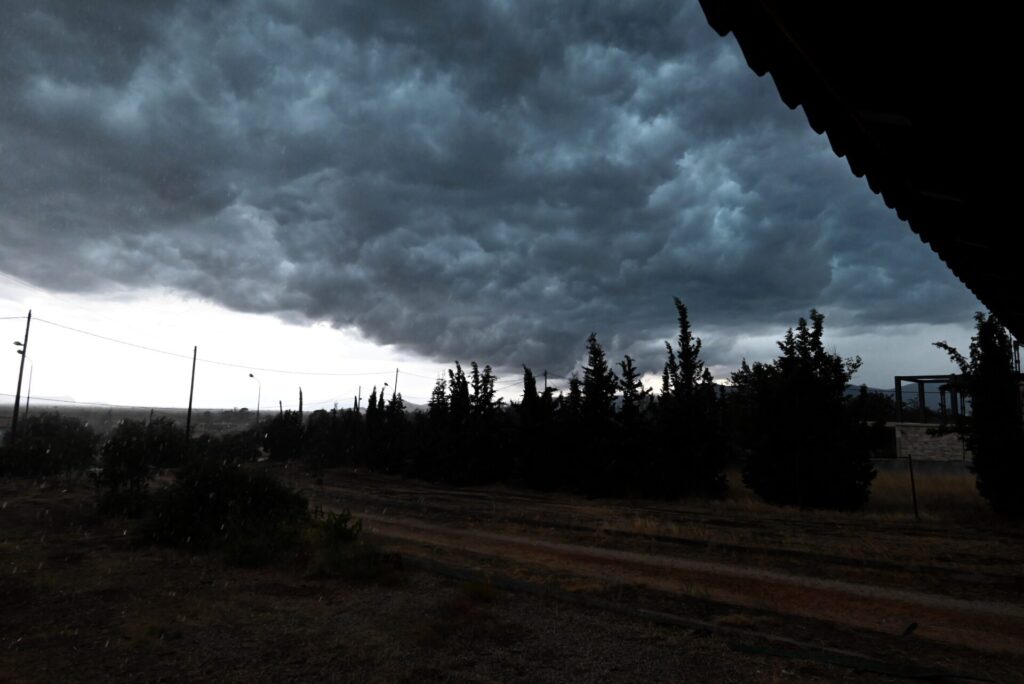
279;400;283;415
23;358;33;419
10;310;31;446
298;387;303;416
393;368;399;400
543;369;548;392
358;385;362;412
185;345;197;440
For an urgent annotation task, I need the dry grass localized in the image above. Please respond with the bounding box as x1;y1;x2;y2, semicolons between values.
685;466;995;524
866;467;990;520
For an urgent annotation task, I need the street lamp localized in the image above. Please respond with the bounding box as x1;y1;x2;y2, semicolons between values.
249;373;261;425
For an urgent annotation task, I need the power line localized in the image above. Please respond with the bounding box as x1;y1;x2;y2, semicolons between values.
35;317;196;361
399;370;438;380
17;312;564;397
0;316;27;321
31;316;403;377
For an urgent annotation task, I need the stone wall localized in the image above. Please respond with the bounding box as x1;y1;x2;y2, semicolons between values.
893;422;970;462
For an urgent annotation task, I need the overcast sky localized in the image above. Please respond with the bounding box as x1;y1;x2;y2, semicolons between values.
0;0;979;409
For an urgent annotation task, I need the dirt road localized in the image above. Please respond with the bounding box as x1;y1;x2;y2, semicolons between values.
360;511;1024;654
278;466;1024;678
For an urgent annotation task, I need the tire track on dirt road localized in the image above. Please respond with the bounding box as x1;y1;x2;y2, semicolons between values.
292;477;1023;597
353;511;1024;656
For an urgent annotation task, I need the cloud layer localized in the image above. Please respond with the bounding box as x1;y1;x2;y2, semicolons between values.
0;0;979;375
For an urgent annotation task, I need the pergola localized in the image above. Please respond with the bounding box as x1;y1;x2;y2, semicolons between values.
893;374;968;424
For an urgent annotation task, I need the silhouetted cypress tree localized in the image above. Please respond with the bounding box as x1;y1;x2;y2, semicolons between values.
578;334;619;495
661;342;678;401
521;365;540;416
366;386;378;422
518;365;549;487
652;298;725;498
672;297;703;402
471;362;500;417
617;354;651;492
448;362;470;424
618;355;648;423
445;361;474;483
386;392;405;419
428;378;448;421
582;333;618;420
935;312;1024;516
564;374;583;418
470;362;483;410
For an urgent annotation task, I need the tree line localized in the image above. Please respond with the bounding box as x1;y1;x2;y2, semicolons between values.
2;300;1021;515
262;299;883;508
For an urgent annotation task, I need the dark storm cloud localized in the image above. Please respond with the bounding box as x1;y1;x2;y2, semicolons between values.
0;0;978;376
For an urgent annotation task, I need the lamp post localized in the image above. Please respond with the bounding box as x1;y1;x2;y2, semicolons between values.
248;373;261;426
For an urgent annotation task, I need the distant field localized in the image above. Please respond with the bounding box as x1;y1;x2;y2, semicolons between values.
0;404;259;437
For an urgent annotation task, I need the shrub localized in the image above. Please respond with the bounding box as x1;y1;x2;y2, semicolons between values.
303;506;382;579
734;310;875;509
262;411;304;461
144;459;309;566
0;412;97;477
141;417;188;468
935;312;1024;516
96;419;156;515
193;428;262;464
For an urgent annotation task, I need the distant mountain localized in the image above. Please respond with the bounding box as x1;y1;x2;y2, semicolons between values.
844;384;950;411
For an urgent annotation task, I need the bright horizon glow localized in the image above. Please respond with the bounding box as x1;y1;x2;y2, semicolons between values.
1;272;968;413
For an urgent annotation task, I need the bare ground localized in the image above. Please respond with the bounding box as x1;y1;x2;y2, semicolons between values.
280;465;1024;681
2;470;1022;682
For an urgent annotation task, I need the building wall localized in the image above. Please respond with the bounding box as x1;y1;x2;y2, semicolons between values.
894;422;970;462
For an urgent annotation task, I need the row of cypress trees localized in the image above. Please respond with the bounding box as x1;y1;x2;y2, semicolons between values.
263;298;887;509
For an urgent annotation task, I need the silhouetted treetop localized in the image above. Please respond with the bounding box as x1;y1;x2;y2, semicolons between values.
582;333;618;420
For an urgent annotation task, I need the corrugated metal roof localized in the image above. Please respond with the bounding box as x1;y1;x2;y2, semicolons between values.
698;0;1021;341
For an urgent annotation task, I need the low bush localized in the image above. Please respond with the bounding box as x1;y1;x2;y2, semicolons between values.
95;419;155;515
144;459;309;566
263;411;304;461
0;412;97;477
302;506;382;579
193;428;263;464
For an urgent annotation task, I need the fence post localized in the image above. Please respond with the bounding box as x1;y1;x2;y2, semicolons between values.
908;453;919;520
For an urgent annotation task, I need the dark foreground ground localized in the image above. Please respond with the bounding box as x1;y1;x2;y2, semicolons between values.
2;470;1022;682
